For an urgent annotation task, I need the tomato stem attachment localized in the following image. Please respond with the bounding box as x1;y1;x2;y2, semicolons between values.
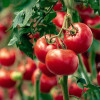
78;54;91;84
61;76;69;100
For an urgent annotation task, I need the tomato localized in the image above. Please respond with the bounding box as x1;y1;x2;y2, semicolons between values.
53;1;63;11
46;49;79;75
0;23;7;34
8;88;16;99
64;23;93;53
76;4;94;21
81;52;91;72
0;89;4;100
40;74;57;93
34;34;57;63
38;61;55;77
18;58;37;80
97;72;100;86
52;12;66;28
0;69;16;88
69;83;87;98
84;15;100;40
0;48;16;66
53;91;63;100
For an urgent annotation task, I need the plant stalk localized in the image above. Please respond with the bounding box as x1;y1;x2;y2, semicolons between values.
61;76;69;100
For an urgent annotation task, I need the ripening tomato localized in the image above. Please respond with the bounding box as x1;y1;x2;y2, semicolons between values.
46;49;79;75
64;23;93;53
76;4;94;21
38;61;55;77
0;48;16;67
40;74;57;93
34;34;57;63
97;72;100;86
53;1;63;11
52;12;66;28
84;15;100;40
0;69;16;88
69;83;87;98
18;58;37;80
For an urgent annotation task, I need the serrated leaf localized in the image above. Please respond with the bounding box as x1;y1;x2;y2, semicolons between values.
8;35;18;46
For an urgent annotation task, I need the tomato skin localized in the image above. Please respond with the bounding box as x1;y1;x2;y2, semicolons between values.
18;58;37;80
0;48;16;67
38;61;55;77
0;24;7;34
97;72;100;86
76;5;94;21
0;69;16;88
84;15;100;40
69;83;87;98
34;34;57;63
46;49;79;75
52;12;66;28
53;1;63;11
64;23;93;54
40;74;57;93
53;92;63;100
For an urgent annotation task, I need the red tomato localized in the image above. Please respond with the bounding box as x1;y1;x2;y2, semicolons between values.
38;61;55;77
0;48;16;67
64;23;93;53
46;49;79;75
34;34;57;63
52;12;66;28
0;69;16;88
76;4;94;21
8;88;16;99
84;15;100;40
53;1;63;11
53;91;63;100
0;24;7;34
18;58;37;80
69;83;87;98
97;72;100;86
40;74;57;93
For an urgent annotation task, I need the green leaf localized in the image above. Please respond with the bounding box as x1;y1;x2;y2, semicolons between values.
77;78;87;85
8;35;18;46
2;0;11;7
40;93;53;100
93;24;100;29
13;11;25;28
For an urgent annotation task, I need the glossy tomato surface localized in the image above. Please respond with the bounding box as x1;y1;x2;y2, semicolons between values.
0;48;16;66
0;69;16;88
40;74;57;93
34;34;57;63
18;58;37;80
38;61;55;77
64;23;93;53
84;15;100;40
53;1;63;11
52;12;66;28
46;49;79;75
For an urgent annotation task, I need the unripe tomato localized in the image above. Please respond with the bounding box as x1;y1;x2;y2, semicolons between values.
69;83;87;98
38;61;55;77
97;72;100;86
40;74;57;93
0;69;16;88
18;58;37;80
52;12;66;28
0;48;16;66
34;34;57;63
64;23;93;53
84;15;100;40
46;49;79;75
53;1;63;11
76;4;94;21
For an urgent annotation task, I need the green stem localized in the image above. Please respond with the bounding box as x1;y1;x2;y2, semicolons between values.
17;81;24;100
78;54;91;84
34;79;40;100
61;76;69;100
